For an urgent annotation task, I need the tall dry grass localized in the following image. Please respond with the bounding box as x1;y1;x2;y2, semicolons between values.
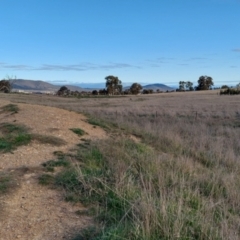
2;91;240;239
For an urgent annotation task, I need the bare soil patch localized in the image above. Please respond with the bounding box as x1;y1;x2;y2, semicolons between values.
0;100;106;240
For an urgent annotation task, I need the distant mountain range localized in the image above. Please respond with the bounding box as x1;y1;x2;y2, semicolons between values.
10;79;174;92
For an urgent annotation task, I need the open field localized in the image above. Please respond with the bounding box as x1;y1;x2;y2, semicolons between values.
1;90;240;239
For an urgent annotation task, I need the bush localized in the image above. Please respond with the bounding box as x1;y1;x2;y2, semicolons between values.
220;88;240;95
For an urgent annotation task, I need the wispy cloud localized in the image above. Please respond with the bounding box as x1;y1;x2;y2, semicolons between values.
230;65;238;68
149;64;161;68
198;65;211;68
145;57;176;67
157;57;175;60
0;62;141;71
99;62;141;70
185;57;209;61
178;63;189;66
190;57;209;60
34;64;87;71
232;48;240;52
3;64;32;70
146;57;175;64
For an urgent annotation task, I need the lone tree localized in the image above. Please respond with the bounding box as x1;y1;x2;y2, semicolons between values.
105;75;122;95
130;83;142;94
0;79;12;93
57;86;70;96
196;75;214;90
178;81;194;91
0;75;16;93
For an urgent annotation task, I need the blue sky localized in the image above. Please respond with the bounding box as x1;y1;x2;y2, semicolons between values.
0;0;240;87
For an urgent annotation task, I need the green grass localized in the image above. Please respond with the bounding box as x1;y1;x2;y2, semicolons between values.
70;128;86;136
42;158;70;172
0;123;66;153
86;116;120;134
32;134;66;146
0;104;19;114
39;134;225;239
0;172;16;195
38;174;55;185
59;135;231;239
0;123;31;152
87;117;110;130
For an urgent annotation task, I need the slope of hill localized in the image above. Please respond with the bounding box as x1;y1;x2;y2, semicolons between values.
12;79;59;91
123;83;174;91
11;79;84;92
143;83;174;91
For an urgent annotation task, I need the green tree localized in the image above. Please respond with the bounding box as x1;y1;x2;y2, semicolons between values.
57;86;70;95
221;85;229;89
196;75;214;90
105;75;122;95
186;81;194;91
0;80;11;93
179;81;186;91
0;75;16;93
130;83;142;94
178;81;193;91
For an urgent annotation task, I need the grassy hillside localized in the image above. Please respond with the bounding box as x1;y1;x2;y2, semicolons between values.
1;90;240;239
11;79;84;91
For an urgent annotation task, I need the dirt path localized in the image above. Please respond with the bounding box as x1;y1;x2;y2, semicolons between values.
0;100;107;240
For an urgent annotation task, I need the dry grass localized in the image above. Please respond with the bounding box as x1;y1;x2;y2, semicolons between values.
2;91;240;239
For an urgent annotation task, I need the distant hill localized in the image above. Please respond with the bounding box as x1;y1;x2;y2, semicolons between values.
11;79;84;92
142;83;174;91
12;79;58;91
124;83;174;91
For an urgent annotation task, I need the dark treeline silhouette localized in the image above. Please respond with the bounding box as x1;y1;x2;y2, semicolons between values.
220;88;240;95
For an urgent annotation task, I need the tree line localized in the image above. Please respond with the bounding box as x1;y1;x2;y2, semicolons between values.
177;75;214;91
3;74;240;96
57;75;146;96
219;83;240;95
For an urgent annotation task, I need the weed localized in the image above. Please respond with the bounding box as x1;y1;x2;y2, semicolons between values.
0;104;19;114
0;122;66;153
38;174;55;185
87;115;119;130
87;117;110;130
42;158;70;170
55;168;80;191
71;226;100;240
53;151;65;157
0;123;31;152
75;209;89;216
0;172;16;195
70;128;86;136
32;134;66;146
